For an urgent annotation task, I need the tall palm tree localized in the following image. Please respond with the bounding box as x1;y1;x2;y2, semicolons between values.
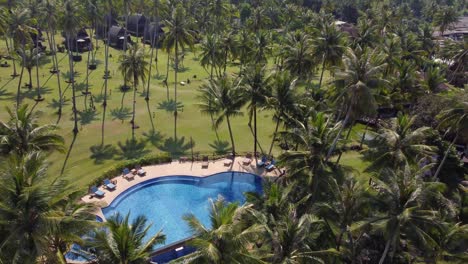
119;44;149;139
0;152;96;263
365;114;435;172
197;76;244;156
60;0;83;135
434;102;468;178
242;65;272;159
433;6;459;36
236;29;253;73
88;213;166;264
326;46;386;161
265;71;299;156
357;168;444;264
279;112;338;200
282;31;314;85
311;20;346;91
0;105;65;157
182;198;264;263
199;34;223;80
164;5;195;140
17;47;45;101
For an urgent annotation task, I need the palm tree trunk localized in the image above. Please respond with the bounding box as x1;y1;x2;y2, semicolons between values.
101;22;111;146
379;237;392;264
67;35;79;135
8;38;18;77
336;122;354;165
51;33;63;122
254;104;258;163
16;56;25;110
27;68;32;90
165;53;170;100
146;33;156;101
226;115;236;157
35;34;42;101
268;117;280;157
131;75;137;139
84;45;91;109
318;55;326;90
359;122;370;149
433;133;458;179
326;104;351;161
174;38;178;140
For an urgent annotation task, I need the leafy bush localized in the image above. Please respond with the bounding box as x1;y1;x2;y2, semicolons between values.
91;153;172;186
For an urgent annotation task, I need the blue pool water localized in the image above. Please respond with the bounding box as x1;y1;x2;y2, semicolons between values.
102;172;262;247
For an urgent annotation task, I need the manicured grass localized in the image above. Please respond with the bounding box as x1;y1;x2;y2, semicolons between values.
0;34;368;188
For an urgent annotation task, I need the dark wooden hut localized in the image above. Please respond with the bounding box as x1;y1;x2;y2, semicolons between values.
108;26;131;49
143;22;164;47
63;28;92;53
96;14;119;39
127;14;147;37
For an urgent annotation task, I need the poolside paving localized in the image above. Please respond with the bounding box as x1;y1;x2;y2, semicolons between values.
82;157;281;210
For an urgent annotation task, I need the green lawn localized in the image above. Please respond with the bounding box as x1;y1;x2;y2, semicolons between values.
0;34;367;188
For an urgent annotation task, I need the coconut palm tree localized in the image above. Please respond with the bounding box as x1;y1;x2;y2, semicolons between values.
278;112;339;200
88;213;166;264
357;168;444;264
0;105;64;157
236;29;253;73
197;76;244;157
119;44;149;139
164;5;195;140
433;6;459;36
265;71;299;156
242;65;272;159
199;34;223;80
60;0;83;135
182;198;265;263
434;102;468;179
282;31;314;84
17;47;46;101
310;20;346;91
365;114;435;172
326;46;386;161
0;152;96;263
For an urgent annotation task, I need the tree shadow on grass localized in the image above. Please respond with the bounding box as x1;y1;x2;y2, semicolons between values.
61;71;81;81
209;140;232;155
157;99;184;113
0;87;14;100
78;108;99;125
110;107;132;122
89;144;118;164
158;136;193;156
142;129;165;148
47;98;70;112
116;138;150;160
20;86;53;100
93;93;106;103
153;73;166;80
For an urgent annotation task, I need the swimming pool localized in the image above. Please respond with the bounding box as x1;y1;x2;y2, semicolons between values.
102;172;262;247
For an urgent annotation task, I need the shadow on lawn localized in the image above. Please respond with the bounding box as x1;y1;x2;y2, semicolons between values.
78;108;99;125
142;129;165;148
157;99;184;113
0;87;14;100
158;136;193;156
20;86;53;100
89;144;118;164
209;140;232;155
110;107;132;122
116;138;150;160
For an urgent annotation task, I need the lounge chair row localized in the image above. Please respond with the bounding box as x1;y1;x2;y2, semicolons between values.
122;165;146;180
89;178;117;198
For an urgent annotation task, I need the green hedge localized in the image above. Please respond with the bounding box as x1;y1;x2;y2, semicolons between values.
91;153;172;186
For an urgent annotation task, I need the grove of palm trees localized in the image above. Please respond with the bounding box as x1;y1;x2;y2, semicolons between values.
0;0;467;263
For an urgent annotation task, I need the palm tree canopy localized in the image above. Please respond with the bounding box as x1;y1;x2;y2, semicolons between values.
0;105;65;156
119;44;149;87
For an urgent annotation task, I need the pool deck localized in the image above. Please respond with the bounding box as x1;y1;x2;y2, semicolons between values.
82;157;281;210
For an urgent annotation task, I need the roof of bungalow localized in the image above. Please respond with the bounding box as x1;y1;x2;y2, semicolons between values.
433;16;468;37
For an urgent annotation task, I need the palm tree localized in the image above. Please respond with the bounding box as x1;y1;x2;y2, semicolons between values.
242;65;272;159
282;31;314;85
0;105;65;157
365;114;435;172
279;112;338;200
326;46;386;161
17;47;45;101
119;44;149;139
164;5;195;140
182;198;264;263
88;213;166;264
199;34;222;80
197;76;244;156
358;168;443;264
434;102;468;178
433;6;459;36
236;29;253;73
0;152;96;263
265;71;299;156
60;0;83;135
311;20;346;91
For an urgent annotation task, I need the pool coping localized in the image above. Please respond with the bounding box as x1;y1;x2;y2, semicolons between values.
82;157;281;219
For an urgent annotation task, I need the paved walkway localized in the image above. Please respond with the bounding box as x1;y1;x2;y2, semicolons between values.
82;157;281;209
